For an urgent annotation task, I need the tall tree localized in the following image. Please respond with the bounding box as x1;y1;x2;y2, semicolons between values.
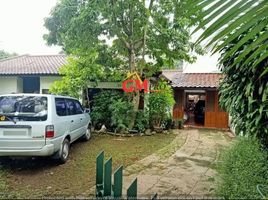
44;0;202;128
187;0;268;145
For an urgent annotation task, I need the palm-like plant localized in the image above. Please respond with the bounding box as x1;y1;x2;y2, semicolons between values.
190;0;268;69
187;0;268;147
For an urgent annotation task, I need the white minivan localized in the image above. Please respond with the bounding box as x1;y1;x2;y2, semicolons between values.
0;94;91;163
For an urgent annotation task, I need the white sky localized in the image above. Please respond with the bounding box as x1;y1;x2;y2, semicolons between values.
0;0;220;72
0;0;61;54
183;53;220;73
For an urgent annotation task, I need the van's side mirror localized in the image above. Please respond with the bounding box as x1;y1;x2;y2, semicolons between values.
84;108;90;114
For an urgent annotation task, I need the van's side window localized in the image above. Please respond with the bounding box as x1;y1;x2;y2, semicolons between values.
74;100;84;114
66;99;76;115
55;98;67;116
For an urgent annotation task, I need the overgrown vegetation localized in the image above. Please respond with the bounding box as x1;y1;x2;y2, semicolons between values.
109;98;134;132
91;91;125;130
219;33;268;146
216;137;268;199
89;80;176;133
133;110;149;133
186;1;268;146
148;80;175;128
91;90;152;133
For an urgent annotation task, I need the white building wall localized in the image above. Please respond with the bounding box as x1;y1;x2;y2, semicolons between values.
0;76;20;95
40;76;62;94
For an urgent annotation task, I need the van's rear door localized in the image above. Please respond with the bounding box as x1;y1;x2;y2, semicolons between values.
0;122;46;150
0;95;48;151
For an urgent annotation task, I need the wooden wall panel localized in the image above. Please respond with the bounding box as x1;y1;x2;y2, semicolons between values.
215;112;228;128
205;91;216;127
205;112;216;127
205;90;229;128
173;89;184;119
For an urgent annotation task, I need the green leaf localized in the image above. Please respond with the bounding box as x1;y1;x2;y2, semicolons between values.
230;32;268;68
207;1;268;49
214;9;268;53
222;19;268;61
262;90;267;102
197;0;256;44
252;50;268;69
260;66;268;78
241;40;268;68
193;0;236;34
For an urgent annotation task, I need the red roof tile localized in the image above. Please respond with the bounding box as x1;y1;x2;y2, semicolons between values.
172;73;223;88
0;55;67;75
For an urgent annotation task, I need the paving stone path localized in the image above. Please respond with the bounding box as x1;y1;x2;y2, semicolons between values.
122;129;232;198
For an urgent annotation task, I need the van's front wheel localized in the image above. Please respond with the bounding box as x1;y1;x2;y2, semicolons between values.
55;138;70;164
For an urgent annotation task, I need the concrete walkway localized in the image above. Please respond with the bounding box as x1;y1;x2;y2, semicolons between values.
122;129;232;198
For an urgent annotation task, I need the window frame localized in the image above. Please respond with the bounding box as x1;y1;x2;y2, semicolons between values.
74;100;84;114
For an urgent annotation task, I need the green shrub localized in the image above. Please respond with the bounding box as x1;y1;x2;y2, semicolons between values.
162;114;175;130
109;98;134;133
216;137;268;199
134;110;149;132
91;90;123;129
91;90;137;132
148;80;175;127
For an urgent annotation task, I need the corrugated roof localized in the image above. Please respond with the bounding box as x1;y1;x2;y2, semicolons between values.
0;55;67;75
172;73;223;88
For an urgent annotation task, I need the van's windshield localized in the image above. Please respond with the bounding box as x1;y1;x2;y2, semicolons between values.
0;96;48;121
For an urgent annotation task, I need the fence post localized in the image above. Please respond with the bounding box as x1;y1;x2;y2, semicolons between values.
127;178;137;199
96;151;104;197
113;166;123;198
104;157;112;196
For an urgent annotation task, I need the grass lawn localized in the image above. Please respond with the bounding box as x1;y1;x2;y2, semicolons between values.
0;132;178;198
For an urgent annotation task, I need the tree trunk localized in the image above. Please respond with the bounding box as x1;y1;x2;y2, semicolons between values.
128;47;140;130
128;0;155;130
129;48;135;72
129;90;140;129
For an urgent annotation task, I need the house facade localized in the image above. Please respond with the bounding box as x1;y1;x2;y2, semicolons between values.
162;70;229;129
0;55;66;94
0;55;229;129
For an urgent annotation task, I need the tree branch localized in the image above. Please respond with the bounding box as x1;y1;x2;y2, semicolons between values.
140;0;155;74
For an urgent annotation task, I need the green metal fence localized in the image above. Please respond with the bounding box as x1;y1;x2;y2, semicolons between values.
95;151;157;199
